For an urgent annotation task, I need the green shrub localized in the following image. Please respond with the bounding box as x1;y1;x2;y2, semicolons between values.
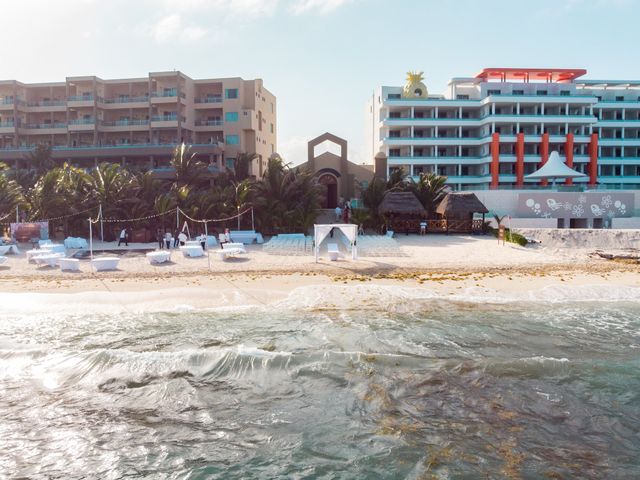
489;227;528;247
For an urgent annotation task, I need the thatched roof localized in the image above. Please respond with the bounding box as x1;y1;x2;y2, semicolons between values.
436;192;489;216
379;191;426;216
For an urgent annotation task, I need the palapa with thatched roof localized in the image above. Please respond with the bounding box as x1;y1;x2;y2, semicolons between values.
379;191;426;234
435;192;488;233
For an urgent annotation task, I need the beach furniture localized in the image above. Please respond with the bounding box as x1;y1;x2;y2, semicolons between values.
180;245;204;258
38;239;53;248
327;243;340;261
0;255;7;265
33;252;65;268
218;242;247;260
230;230;258;244
91;257;120;271
256;233;264;244
146;251;171;264
0;244;19;255
64;237;89;249
59;258;81;272
206;235;218;247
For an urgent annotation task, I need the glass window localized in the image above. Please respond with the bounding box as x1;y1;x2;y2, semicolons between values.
226;135;239;145
537;90;548;96
560;90;570;96
456;94;469;100
226;158;235;169
225;112;238;122
270;123;274;133
616;96;624;102
512;90;524;95
487;89;501;95
225;88;238;99
387;93;401;99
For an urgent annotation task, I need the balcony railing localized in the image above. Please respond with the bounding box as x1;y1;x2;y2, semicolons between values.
101;119;150;126
195;120;223;126
0;121;15;128
102;95;150;104
151;115;179;122
69;118;95;125
195;96;223;104
26;100;66;107
68;95;94;102
151;91;185;98
24;122;67;129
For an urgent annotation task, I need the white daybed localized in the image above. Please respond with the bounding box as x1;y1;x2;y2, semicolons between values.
59;258;81;272
180;245;204;258
91;257;120;271
327;243;340;261
146;251;171;264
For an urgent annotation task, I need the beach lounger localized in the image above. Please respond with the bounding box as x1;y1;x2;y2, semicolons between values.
180;245;204;258
223;242;247;253
91;257;120;271
33;253;65;268
59;258;81;272
327;243;340;261
217;248;246;260
146;251;171;264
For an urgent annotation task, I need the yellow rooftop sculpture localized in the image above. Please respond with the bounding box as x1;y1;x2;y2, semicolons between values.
402;71;428;98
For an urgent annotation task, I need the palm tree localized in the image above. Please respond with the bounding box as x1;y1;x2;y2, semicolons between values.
0;166;24;218
170;143;207;188
86;163;135;221
27;145;55;177
409;172;448;217
233;152;258;181
361;177;387;227
386;167;407;190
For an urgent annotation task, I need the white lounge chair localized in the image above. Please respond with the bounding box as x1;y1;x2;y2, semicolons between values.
180;245;204;258
223;242;246;253
327;243;340;261
59;258;81;272
146;251;171;264
217;247;246;260
91;257;120;271
33;252;65;268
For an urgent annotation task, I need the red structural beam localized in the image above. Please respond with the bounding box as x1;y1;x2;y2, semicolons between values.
565;133;574;186
589;133;598;185
490;133;500;188
515;133;524;186
540;132;549;186
475;68;587;83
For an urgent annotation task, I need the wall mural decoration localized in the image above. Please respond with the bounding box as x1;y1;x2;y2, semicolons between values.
517;192;634;219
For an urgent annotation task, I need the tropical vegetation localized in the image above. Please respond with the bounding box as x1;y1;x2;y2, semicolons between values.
0;144;321;240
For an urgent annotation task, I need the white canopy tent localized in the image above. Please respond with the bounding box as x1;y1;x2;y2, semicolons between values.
314;224;358;262
525;151;587;185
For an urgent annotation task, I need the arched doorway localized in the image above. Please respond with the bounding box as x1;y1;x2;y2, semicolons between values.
318;173;338;209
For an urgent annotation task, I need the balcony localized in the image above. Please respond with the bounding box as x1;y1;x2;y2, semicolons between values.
0;121;15;133
194;96;223;105
195;120;223;126
102;95;149;104
150;91;183;104
100;119;150;131
68;118;95;131
23;122;67;131
150;114;181;127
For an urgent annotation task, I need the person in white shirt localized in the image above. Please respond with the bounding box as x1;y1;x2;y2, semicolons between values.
164;231;172;249
198;233;206;250
334;206;342;221
178;231;188;246
117;227;128;246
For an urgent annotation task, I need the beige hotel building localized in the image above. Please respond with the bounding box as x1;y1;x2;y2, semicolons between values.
0;71;276;177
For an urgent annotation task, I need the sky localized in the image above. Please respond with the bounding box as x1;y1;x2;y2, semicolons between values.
4;0;640;165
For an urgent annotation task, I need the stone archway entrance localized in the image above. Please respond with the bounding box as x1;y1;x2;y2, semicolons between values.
318;173;338;209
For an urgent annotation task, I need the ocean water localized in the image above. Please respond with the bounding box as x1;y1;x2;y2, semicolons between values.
0;285;639;479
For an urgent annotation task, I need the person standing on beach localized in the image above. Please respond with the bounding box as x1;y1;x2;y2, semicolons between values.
118;227;128;246
157;229;163;249
178;230;187;246
173;230;180;248
164;231;172;249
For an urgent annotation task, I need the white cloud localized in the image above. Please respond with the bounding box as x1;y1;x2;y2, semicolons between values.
289;0;354;15
160;0;280;18
149;14;209;43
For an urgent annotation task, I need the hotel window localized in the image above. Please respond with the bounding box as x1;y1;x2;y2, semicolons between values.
487;89;501;96
560;90;570;96
225;88;238;99
389;131;400;138
226;158;235;169
513;90;524;95
389;112;401;118
616;96;625;102
226;135;239;145
537;90;548;96
389;148;400;156
387;93;401;100
270;123;274;133
225;112;238;122
456;94;469;100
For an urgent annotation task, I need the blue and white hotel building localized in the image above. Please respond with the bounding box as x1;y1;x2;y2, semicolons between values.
367;68;640;191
